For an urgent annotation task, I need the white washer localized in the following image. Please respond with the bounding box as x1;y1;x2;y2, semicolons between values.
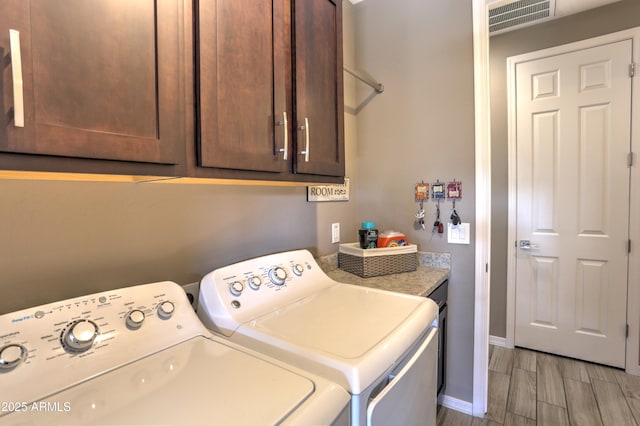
197;249;439;426
0;281;350;425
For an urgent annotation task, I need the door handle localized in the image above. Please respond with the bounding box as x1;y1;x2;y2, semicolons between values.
9;29;24;128
298;117;310;162
519;240;538;250
276;112;288;160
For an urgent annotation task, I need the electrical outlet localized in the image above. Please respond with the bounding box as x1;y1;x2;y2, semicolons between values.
331;223;340;243
181;282;200;311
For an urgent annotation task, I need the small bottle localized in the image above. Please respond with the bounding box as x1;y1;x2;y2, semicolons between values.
358;222;379;249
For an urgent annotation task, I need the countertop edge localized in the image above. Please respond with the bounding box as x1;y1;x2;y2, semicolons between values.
320;263;450;297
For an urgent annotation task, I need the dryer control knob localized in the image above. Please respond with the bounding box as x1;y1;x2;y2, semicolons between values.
62;319;99;353
292;264;304;276
268;267;287;286
157;301;175;320
0;344;27;370
125;310;146;330
229;281;245;296
248;276;262;290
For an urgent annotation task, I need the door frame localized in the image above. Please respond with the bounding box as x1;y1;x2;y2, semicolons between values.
471;0;492;417
505;27;640;374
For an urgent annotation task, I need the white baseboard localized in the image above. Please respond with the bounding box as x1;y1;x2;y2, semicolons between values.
438;394;473;416
489;335;508;347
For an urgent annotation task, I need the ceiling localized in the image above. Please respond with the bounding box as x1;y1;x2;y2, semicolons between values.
350;0;622;34
350;0;619;8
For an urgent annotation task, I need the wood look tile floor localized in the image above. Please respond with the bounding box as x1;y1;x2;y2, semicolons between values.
437;345;640;426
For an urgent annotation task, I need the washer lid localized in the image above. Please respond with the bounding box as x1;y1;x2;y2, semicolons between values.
249;284;430;359
0;337;346;425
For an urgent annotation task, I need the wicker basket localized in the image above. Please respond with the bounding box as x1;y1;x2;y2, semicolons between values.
338;243;417;278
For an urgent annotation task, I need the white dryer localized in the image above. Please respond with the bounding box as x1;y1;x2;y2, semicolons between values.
198;249;439;426
0;281;350;425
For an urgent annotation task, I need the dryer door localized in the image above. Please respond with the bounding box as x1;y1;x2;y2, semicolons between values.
366;327;438;426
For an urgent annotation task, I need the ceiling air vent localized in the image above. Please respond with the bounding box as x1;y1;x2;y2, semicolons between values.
489;0;556;34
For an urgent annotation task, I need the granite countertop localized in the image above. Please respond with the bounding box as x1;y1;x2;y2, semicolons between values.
317;252;450;297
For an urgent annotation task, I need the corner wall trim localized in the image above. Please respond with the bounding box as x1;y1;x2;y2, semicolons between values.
439;394;474;416
489;335;509;348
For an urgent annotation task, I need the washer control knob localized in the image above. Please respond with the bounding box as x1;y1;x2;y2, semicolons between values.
248;276;262;290
292;263;304;276
62;319;99;353
268;267;287;286
229;281;245;296
125;310;146;330
0;344;27;370
157;301;175;320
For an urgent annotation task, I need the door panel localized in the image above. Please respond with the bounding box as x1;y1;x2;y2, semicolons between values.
530;256;559;329
575;259;608;336
531;111;558;233
515;40;631;368
293;0;344;177
579;104;609;234
31;1;157;139
197;0;288;173
0;0;183;164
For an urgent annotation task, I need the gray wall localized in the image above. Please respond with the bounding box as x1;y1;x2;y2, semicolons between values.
353;0;476;403
0;3;359;315
0;0;480;406
489;0;640;338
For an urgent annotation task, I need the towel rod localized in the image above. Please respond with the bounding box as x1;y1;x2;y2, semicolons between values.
343;65;384;93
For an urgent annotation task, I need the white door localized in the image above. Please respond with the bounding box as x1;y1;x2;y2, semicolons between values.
514;39;632;368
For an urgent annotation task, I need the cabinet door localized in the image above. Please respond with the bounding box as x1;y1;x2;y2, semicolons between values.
0;0;183;165
197;0;290;173
293;0;344;177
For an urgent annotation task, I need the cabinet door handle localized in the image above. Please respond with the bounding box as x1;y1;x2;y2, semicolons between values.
277;112;288;160
9;29;24;128
299;117;310;162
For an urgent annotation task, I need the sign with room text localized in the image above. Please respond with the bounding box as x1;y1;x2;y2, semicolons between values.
307;178;350;202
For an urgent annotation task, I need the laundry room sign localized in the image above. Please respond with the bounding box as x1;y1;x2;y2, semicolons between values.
307;178;350;202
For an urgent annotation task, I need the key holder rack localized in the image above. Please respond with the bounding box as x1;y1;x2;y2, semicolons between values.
414;179;464;233
447;180;462;225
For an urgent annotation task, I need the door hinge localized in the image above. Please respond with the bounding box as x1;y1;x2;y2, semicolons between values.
626;324;630;338
631;63;636;78
486;263;489;273
629;152;634;167
628;239;632;254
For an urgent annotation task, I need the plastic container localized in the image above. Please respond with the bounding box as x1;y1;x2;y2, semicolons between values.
377;231;408;248
358;222;379;249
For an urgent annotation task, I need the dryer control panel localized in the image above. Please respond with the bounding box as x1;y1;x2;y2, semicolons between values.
198;249;338;337
0;281;207;406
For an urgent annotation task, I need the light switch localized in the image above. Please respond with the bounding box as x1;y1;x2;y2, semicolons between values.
332;223;340;243
448;223;470;244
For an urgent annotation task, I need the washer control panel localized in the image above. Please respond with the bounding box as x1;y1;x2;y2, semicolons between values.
0;281;207;406
198;249;338;336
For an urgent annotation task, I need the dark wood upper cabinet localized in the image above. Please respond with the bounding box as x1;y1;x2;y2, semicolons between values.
196;0;344;180
0;0;184;167
0;0;342;182
293;0;344;177
196;0;290;173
